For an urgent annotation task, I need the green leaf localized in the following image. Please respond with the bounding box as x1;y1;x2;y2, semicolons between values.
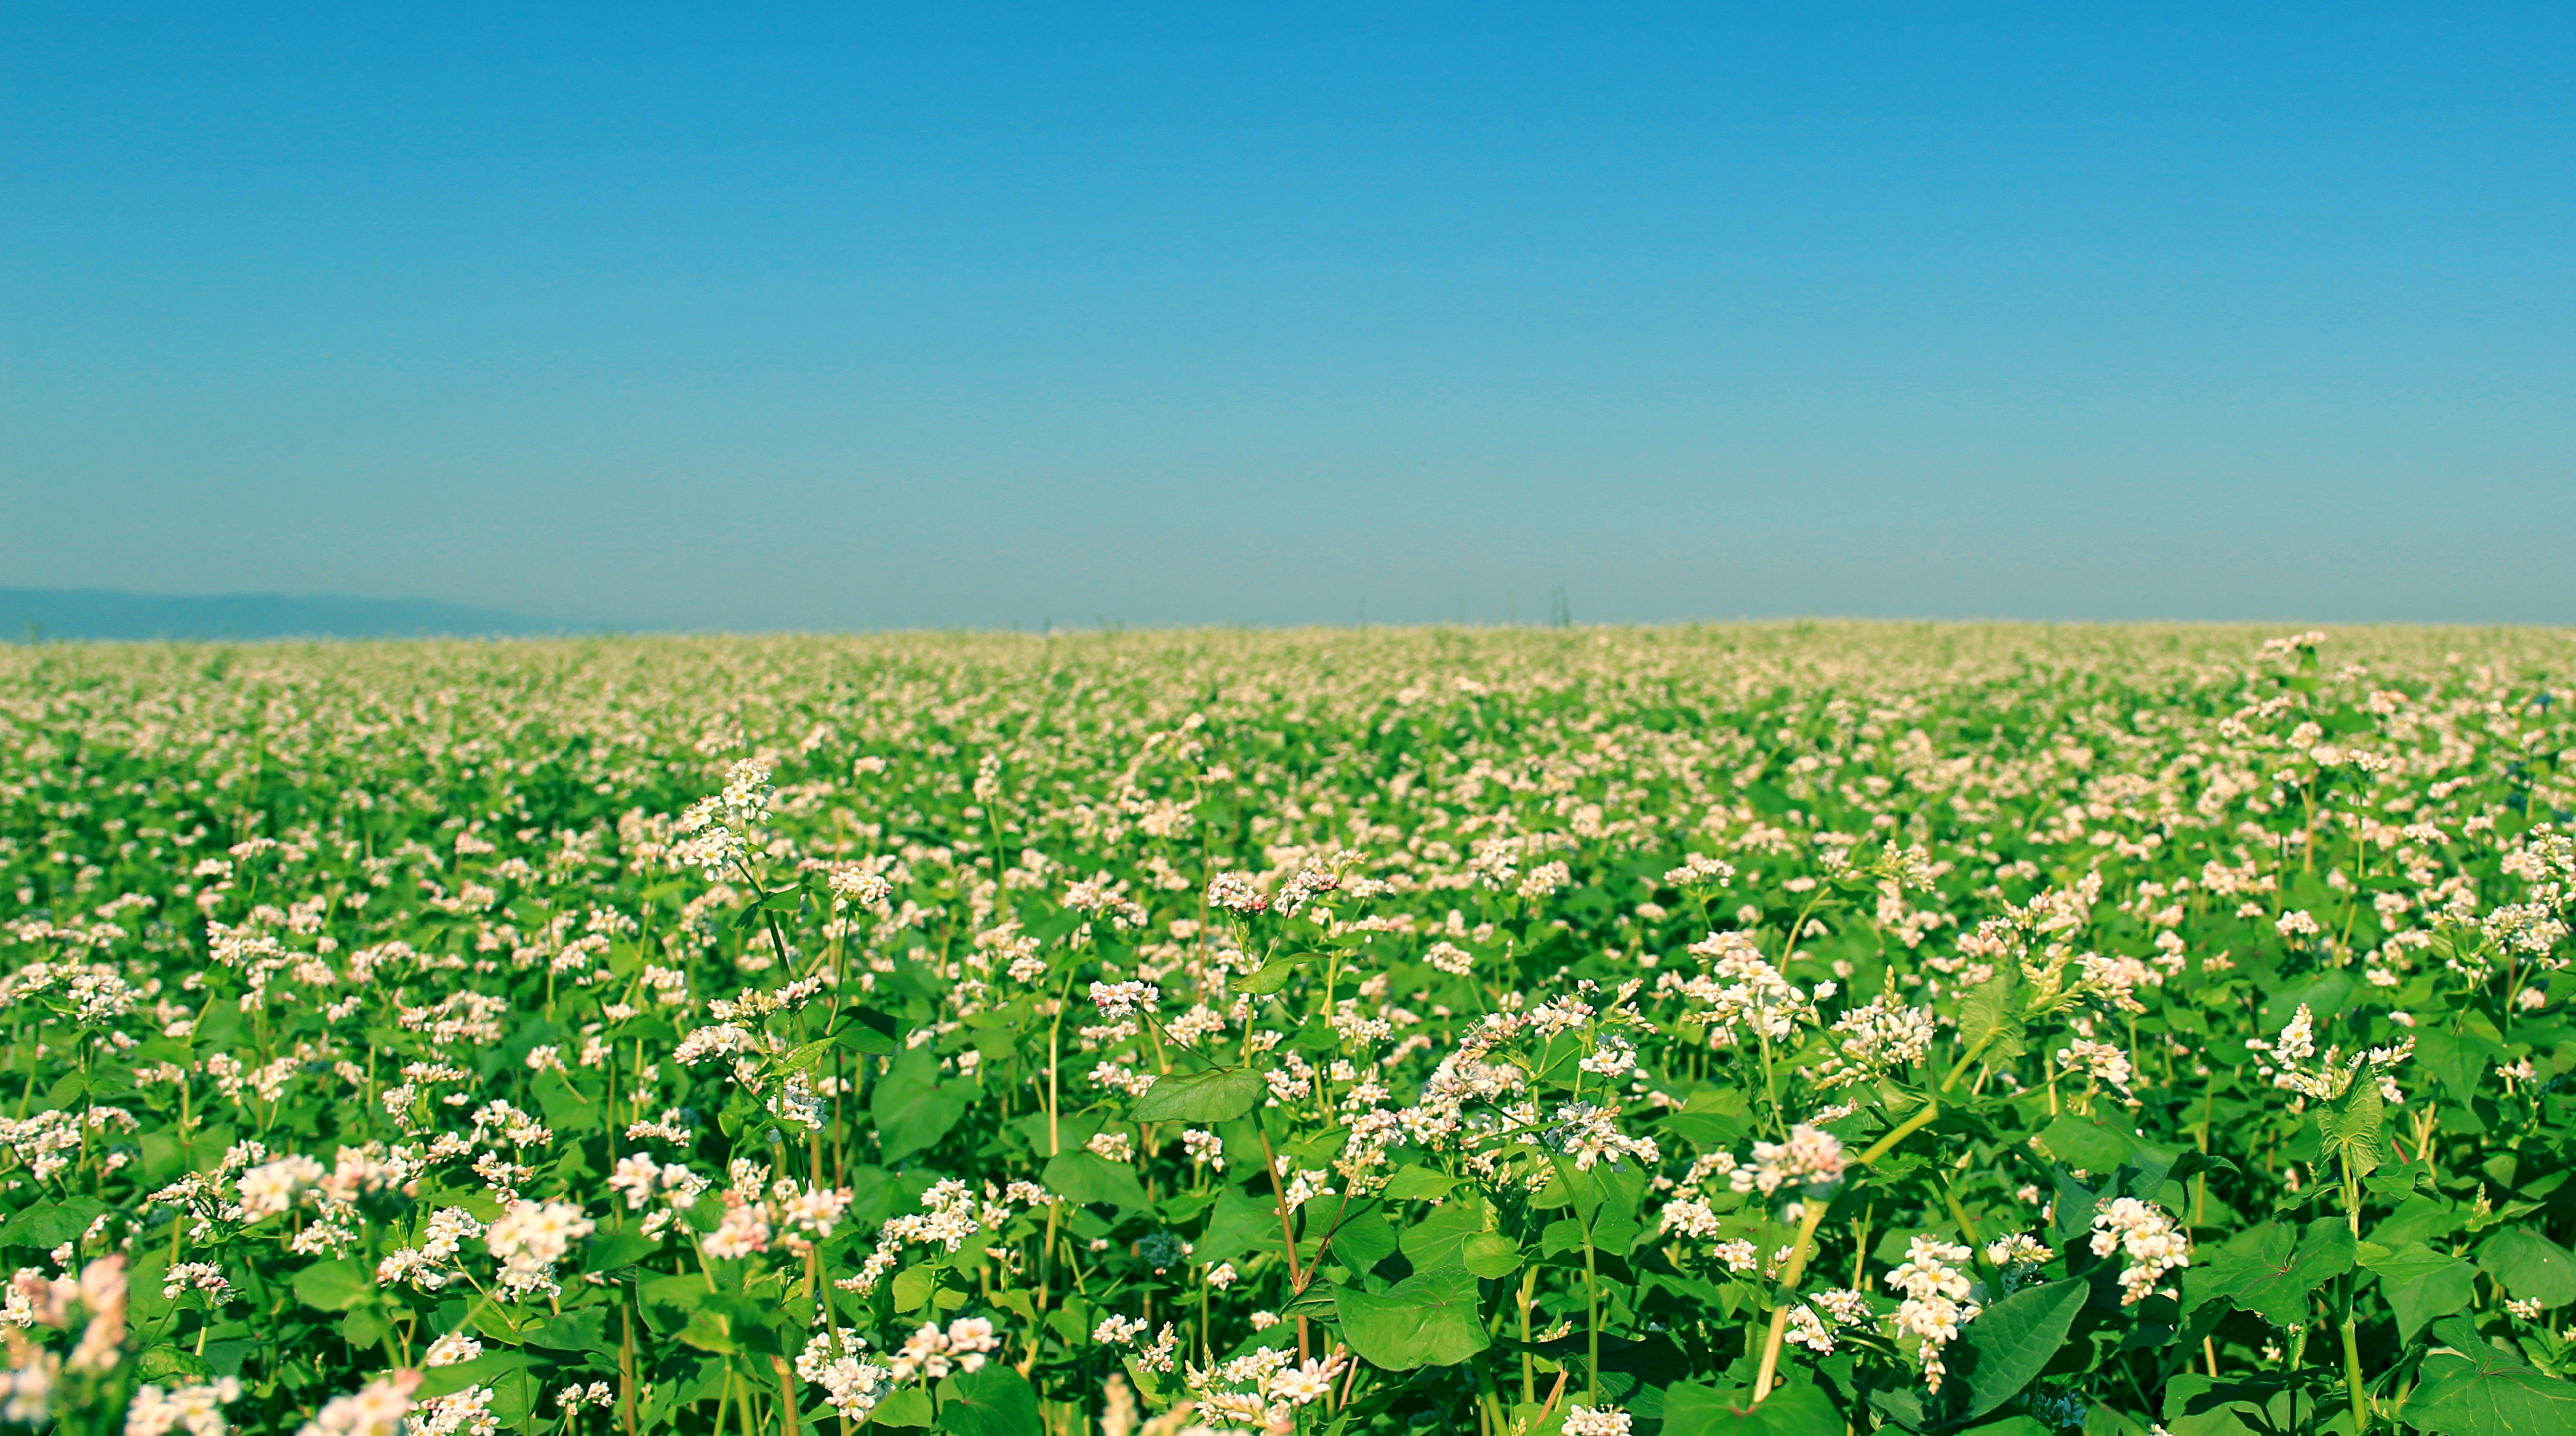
290;1258;374;1312
640;1272;709;1312
0;1196;108;1250
1400;1197;1491;1272
834;1006;905;1055
873;1046;970;1161
1381;1166;1461;1201
2404;1323;2576;1436
339;1307;388;1349
1323;1207;1401;1274
414;1350;533;1401
1041;1151;1149;1212
2476;1227;2576;1308
2415;1029;2503;1105
527;1308;613;1356
892;1266;936;1313
586;1225;657;1272
2372;1196;2466;1251
872;1387;936;1428
1239;953;1317;996
2365;1242;2479;1343
1280;1287;1339;1321
1954;1418;2051;1436
1462;1233;1524;1279
2047;1169;2101;1249
677;1310;739;1353
1130;1066;1264;1124
2317;1075;2386;1180
2184;1218;2354;1327
2161;1374;2287;1436
138;1345;213;1383
1955;969;2026;1067
1124;1354;1169;1407
1194;1189;1287;1266
1954;1277;2089;1420
1332;1268;1490;1369
2258;972;2355;1031
2037;1115;2129;1173
1662;1382;1843;1436
938;1364;1044;1436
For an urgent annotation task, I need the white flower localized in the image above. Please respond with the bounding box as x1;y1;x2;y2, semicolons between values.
1088;982;1159;1020
1564;1406;1631;1436
424;1333;484;1367
2089;1198;2188;1305
1727;1124;1847;1197
1086;1131;1136;1163
1886;1236;1980;1393
235;1155;323;1219
298;1373;422;1436
485;1199;595;1297
1205;874;1268;915
124;1378;242;1436
1094;1315;1149;1345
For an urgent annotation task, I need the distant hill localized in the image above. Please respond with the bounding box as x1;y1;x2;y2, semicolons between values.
0;588;602;642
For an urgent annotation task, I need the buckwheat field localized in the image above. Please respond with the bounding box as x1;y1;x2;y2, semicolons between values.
6;624;2576;1436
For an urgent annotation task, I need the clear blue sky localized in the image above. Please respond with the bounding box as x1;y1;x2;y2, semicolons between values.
4;3;2571;629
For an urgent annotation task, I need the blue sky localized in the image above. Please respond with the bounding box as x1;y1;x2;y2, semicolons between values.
4;3;2571;629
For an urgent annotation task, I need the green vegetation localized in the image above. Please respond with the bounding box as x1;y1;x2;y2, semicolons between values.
2;623;2573;1436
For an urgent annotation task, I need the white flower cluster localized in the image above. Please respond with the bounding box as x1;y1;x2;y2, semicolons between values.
1663;853;1736;892
1675;933;1818;1045
1985;1232;2055;1293
1815;995;1936;1089
795;1327;893;1419
1885;1236;1979;1393
2247;1004;2411;1103
1724;1124;1847;1198
298;1371;421;1436
843;1180;1012;1294
236;1154;325;1219
890;1317;1002;1382
125;1377;243;1436
1204;873;1268;915
605;1153;712;1239
670;760;773;873
484;1198;595;1299
2089;1197;2188;1305
1784;1288;1874;1353
1183;1345;1348;1429
1540;1101;1661;1172
1089;981;1160;1020
376;1208;485;1291
1564;1405;1633;1436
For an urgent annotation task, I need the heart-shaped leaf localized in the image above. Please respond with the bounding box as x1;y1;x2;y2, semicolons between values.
1334;1268;1489;1369
1955;1277;2090;1419
1130;1065;1264;1124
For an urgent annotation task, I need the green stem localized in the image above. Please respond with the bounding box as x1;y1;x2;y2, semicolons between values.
1752;1100;1941;1403
2341;1154;2371;1433
1941;1033;1996;1094
1750;1200;1831;1402
1583;1223;1601;1407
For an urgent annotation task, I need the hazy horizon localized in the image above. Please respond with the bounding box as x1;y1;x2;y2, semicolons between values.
7;3;2572;629
10;586;2576;644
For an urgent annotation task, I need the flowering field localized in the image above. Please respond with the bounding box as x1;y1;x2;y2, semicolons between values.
4;622;2575;1436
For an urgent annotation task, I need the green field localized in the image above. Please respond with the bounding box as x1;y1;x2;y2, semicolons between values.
3;623;2573;1436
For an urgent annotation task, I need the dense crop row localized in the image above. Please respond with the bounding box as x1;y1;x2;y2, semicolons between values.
2;624;2573;1436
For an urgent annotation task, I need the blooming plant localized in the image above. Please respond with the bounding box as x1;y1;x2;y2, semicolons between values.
0;623;2569;1436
